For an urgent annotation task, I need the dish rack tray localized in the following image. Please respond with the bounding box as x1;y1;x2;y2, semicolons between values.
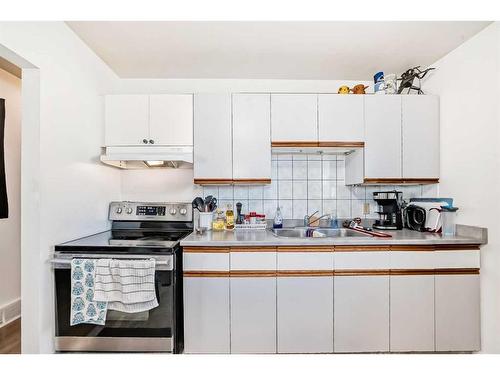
235;223;267;230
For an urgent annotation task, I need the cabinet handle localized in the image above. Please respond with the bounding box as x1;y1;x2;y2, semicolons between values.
142;139;148;144
149;139;155;144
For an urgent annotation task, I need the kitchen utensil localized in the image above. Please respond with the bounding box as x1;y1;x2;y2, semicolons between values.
192;197;205;212
343;219;392;238
235;202;243;224
208;197;217;212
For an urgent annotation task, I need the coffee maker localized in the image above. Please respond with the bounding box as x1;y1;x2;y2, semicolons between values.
373;191;403;230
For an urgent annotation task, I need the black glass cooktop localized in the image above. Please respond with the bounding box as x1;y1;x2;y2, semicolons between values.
55;229;192;254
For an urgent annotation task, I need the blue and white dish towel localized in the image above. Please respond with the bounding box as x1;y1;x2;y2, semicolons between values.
70;259;107;326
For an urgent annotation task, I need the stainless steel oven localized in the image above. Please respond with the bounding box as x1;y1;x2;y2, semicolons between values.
53;253;180;352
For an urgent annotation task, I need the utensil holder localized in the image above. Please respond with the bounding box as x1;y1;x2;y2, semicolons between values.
199;212;214;231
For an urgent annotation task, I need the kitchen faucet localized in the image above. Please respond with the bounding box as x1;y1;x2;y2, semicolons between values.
304;211;332;227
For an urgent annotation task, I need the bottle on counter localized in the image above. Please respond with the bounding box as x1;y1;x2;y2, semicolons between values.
225;204;235;230
235;202;243;225
212;209;226;232
273;206;283;229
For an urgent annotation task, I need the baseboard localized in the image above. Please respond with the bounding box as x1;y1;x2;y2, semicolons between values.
0;298;21;327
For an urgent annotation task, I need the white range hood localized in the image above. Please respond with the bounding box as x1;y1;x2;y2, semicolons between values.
100;146;193;169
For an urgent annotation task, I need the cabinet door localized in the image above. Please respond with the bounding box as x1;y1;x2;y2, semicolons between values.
277;276;333;353
318;94;364;142
104;95;149;146
149;94;193;145
435;274;480;351
390;275;435;352
183;277;230;353
334;275;390;352
232;94;271;180
402;95;439;179
193;94;232;180
271;94;317;142
364;95;402;179
231;277;276;353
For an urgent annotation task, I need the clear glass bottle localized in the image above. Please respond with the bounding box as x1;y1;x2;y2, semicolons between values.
225;204;235;230
212;209;225;232
273;206;283;229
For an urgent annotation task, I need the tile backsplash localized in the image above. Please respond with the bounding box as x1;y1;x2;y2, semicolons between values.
203;154;439;220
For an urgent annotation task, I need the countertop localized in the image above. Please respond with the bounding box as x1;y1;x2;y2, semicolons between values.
180;224;487;247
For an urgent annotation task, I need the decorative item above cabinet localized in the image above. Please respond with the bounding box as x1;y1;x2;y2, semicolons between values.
101;94;194;169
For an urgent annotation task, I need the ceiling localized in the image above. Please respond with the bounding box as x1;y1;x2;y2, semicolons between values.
67;21;491;80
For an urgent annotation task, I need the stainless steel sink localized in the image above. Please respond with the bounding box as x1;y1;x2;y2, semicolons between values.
269;227;371;238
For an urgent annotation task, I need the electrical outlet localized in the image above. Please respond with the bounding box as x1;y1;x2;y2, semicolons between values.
363;202;371;215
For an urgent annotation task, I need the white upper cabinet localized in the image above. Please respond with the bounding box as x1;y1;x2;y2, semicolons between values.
232;94;271;181
364;95;402;179
104;94;193;147
149;94;193;145
402;95;440;179
271;94;317;142
193;94;233;181
318;95;364;142
105;95;150;146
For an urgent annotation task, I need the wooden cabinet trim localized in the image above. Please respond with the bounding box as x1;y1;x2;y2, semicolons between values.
334;246;390;252
184;247;230;253
317;141;365;148
434;268;480;275
184;271;230;277
271;141;319;147
277;246;333;252
363;178;439;185
232;178;271;184
194;179;233;185
230;270;277;277
390;269;436;276
231;247;276;252
277;270;334;277
334;269;391;276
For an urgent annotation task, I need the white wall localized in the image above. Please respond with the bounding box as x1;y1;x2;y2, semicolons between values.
0;22;122;353
116;79;371;202
423;22;500;353
0;68;21;324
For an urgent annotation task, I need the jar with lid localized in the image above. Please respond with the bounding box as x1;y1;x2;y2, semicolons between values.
441;206;459;236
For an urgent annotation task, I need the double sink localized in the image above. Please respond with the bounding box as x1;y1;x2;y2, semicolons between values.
269;227;370;238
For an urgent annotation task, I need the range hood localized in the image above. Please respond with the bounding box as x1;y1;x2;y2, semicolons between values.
100;146;193;169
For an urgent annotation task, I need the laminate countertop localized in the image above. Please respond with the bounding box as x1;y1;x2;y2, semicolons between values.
180;224;487;247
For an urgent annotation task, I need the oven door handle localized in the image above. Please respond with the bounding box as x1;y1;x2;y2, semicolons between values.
50;258;173;271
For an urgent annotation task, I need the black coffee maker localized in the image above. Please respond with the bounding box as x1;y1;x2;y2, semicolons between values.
373;191;403;230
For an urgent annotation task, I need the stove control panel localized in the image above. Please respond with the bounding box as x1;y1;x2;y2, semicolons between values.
109;201;193;222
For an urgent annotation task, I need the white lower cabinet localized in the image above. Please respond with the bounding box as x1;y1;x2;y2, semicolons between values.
390;275;435;352
435;274;481;352
183;277;230;353
277;276;334;353
230;277;277;353
334;275;390;352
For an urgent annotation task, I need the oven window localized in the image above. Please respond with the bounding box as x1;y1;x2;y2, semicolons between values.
55;269;174;338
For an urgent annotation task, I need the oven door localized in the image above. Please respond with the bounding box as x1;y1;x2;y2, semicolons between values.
53;254;176;352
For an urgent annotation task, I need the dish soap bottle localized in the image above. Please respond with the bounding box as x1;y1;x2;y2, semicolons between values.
225;204;235;230
273;206;283;229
